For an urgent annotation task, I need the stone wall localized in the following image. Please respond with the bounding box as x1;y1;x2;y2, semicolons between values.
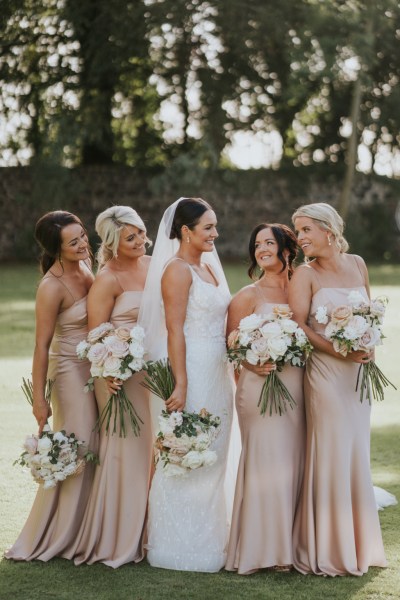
0;165;399;262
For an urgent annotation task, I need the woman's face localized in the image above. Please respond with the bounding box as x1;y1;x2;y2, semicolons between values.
117;225;147;259
294;216;329;258
254;227;282;272
188;209;218;253
60;223;89;262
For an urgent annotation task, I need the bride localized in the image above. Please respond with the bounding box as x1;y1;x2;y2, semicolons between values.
139;197;235;572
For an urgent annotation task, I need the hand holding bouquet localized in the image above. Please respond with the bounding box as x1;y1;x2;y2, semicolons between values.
315;291;396;403
227;306;312;416
77;322;146;437
141;359;221;477
14;424;98;490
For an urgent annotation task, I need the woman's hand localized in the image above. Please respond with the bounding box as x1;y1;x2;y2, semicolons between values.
342;350;373;364
33;400;52;435
105;376;122;395
165;384;186;413
243;361;277;377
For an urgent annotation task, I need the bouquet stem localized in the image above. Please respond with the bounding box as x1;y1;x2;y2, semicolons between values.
141;359;175;401
356;361;397;404
95;386;143;437
258;371;297;416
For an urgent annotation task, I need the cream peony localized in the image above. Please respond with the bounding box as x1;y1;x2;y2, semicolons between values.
87;342;109;366
114;327;131;342
280;318;298;334
245;348;259;365
102;356;123;378
130;325;145;342
103;336;130;358
239;313;265;332
331;305;352;326
267;336;290;361
359;326;382;350
129;341;145;359
343;315;369;339
181;450;205;470
273;305;293;319
260;321;282;339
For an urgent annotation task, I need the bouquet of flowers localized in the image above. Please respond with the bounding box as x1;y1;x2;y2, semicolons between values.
141;359;221;477
315;290;396;403
77;322;146;437
14;424;98;490
16;377;98;489
227;306;312;416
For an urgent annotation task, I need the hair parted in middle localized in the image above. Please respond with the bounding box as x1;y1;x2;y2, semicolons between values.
248;223;299;280
95;205;151;267
169;197;212;240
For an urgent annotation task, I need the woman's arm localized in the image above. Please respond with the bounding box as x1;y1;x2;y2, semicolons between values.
288;265;370;363
227;287;276;377
32;280;64;434
162;261;192;412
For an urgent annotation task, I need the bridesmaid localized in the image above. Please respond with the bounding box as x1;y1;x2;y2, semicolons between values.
225;223;306;575
6;211;98;561
290;202;387;576
73;205;153;568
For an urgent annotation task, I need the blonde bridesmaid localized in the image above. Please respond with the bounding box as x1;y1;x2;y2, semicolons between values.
225;223;305;575
290;202;387;576
73;206;153;568
5;211;98;561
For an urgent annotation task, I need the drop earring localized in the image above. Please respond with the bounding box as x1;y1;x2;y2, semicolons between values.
328;236;332;246
186;237;190;244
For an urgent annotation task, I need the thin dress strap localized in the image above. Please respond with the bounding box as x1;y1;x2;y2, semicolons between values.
46;272;76;303
112;272;126;292
352;255;365;285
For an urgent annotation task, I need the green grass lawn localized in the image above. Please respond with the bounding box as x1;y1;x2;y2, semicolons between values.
0;263;399;600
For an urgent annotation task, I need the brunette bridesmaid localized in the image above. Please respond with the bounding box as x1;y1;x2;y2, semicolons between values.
289;202;387;576
73;206;153;568
5;211;98;561
225;223;305;575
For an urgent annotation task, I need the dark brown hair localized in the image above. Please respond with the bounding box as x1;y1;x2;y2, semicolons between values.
169;198;212;240
35;211;90;274
248;223;298;280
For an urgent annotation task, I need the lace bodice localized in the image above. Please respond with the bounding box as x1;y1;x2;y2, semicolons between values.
183;267;231;342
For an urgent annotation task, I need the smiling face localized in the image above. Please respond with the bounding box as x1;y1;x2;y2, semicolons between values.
117;225;147;259
60;223;89;262
294;216;330;258
187;209;218;253
254;227;282;271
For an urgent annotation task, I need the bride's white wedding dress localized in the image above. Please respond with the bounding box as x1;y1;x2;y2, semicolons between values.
146;266;235;572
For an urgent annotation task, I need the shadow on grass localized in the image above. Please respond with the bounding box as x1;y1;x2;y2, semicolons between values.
0;553;385;600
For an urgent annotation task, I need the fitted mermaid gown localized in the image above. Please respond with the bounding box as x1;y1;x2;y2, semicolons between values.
226;302;306;574
146;267;235;572
73;292;153;568
292;286;387;576
5;296;98;561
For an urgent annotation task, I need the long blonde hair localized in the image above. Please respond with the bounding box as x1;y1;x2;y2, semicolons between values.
292;202;349;253
95;206;151;268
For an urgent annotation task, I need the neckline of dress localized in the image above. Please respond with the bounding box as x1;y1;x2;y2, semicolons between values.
59;295;87;314
189;265;220;288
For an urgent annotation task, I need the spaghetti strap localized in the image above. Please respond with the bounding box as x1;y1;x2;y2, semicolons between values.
353;255;365;284
47;272;76;303
112;272;126;292
311;265;323;289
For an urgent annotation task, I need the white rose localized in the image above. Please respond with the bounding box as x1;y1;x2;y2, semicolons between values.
102;356;122;378
260;322;282;339
239;313;265;333
238;331;252;346
325;322;338;340
128;358;143;373
103;336;130;358
181;450;205;470
128;341;145;359
53;431;69;444
118;368;133;380
344;315;369;338
245;349;259;365
90;364;104;378
163;463;187;478
169;412;183;427
87;342;109;366
280;319;298;334
158;417;174;436
359;326;382;350
42;424;51;433
267;336;289;361
114;327;131;342
347;290;365;306
251;337;269;355
130;325;145;342
37;436;52;454
295;328;307;345
315;306;328;324
76;340;90;359
201;449;217;467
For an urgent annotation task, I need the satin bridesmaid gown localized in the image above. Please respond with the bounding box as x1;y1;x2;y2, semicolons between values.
226;302;306;574
5;293;98;561
73;291;153;568
292;282;387;576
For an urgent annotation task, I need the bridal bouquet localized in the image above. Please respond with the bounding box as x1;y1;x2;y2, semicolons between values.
315;290;396;403
77;322;146;437
14;424;98;490
227;306;312;416
141;359;221;477
15;377;98;489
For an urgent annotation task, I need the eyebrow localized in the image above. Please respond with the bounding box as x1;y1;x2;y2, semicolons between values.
256;237;275;243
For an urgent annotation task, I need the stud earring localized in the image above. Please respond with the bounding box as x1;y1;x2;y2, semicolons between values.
59;254;63;265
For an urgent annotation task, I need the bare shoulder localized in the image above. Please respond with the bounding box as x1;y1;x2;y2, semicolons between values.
349;253;367;270
91;268;119;296
162;258;192;283
231;284;257;305
37;275;64;300
291;262;315;284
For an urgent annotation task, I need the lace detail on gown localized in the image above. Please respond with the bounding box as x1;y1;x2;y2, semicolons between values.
146;268;234;572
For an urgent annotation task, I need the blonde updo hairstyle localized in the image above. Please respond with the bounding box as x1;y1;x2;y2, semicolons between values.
95;205;151;268
292;202;349;254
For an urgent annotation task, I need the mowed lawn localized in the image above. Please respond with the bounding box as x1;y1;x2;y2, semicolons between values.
0;263;399;600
